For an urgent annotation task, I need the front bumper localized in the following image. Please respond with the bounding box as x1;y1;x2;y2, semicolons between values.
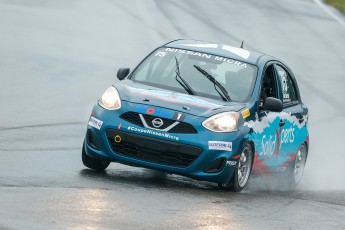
84;102;245;184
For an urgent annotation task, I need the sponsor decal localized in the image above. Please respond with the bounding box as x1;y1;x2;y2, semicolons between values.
226;160;237;166
261;134;277;157
118;123;122;130
165;48;212;59
173;112;185;121
244;112;308;173
165;48;248;68
281;73;288;93
281;127;295;144
154;51;167;57
146;107;155;115
241;108;250;119
178;44;251;60
208;141;232;151
276;67;292;103
244;112;307;133
135;105;172;118
88;116;103;130
127;126;179;141
280;73;291;102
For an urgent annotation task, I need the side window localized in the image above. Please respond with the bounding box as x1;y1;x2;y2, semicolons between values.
259;65;277;107
275;65;298;104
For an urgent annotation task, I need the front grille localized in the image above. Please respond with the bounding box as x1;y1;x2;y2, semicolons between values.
142;114;176;129
119;112;142;126
106;129;202;168
120;112;197;134
169;123;197;133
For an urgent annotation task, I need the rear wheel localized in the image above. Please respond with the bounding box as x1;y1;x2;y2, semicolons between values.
288;143;307;189
220;142;253;192
82;142;110;171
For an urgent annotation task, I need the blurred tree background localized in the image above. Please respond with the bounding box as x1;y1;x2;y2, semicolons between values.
325;0;345;13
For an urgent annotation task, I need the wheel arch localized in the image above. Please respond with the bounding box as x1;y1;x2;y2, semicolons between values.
303;140;309;161
246;140;256;169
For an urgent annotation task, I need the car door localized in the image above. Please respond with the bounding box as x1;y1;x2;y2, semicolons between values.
248;63;284;174
274;64;309;170
258;64;281;158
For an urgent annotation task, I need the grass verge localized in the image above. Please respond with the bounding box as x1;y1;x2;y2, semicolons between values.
324;0;345;13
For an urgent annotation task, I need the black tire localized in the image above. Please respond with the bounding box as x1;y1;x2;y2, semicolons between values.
287;143;308;189
82;142;110;171
220;142;253;192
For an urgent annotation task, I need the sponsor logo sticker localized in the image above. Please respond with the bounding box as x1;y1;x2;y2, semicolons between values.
135;105;174;118
208;141;232;151
241;108;250;119
173;112;186;121
88;116;103;130
226;161;237;166
146;107;155;115
127;126;179;141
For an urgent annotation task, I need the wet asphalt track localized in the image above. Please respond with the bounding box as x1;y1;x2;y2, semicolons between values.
1;0;345;229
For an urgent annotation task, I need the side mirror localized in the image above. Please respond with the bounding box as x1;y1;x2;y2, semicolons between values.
117;68;130;80
264;97;283;112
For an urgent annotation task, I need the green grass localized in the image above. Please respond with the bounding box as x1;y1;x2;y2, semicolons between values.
324;0;345;13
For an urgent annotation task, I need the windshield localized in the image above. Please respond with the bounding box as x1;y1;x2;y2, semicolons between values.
130;47;258;102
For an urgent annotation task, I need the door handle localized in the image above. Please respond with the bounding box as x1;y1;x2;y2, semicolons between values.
279;120;285;127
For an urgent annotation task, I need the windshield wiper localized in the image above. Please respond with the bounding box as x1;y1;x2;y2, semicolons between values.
193;65;231;101
175;57;195;95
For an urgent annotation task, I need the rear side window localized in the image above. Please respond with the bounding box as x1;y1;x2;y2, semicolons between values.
276;65;298;103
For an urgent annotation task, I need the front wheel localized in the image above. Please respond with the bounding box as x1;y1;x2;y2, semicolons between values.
220;142;253;192
82;142;110;171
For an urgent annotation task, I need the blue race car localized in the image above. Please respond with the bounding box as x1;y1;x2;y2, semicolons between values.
82;39;309;192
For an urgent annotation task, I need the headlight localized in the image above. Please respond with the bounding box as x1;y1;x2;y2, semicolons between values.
98;86;121;110
202;112;239;132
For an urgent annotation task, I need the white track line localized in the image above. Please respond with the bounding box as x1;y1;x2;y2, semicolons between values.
313;0;345;27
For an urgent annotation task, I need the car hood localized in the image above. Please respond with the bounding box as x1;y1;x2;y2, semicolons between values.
115;80;246;117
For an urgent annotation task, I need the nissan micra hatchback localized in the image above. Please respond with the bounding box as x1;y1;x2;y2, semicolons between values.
82;39;309;192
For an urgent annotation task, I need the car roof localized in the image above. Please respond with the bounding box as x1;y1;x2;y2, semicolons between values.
164;39;273;65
